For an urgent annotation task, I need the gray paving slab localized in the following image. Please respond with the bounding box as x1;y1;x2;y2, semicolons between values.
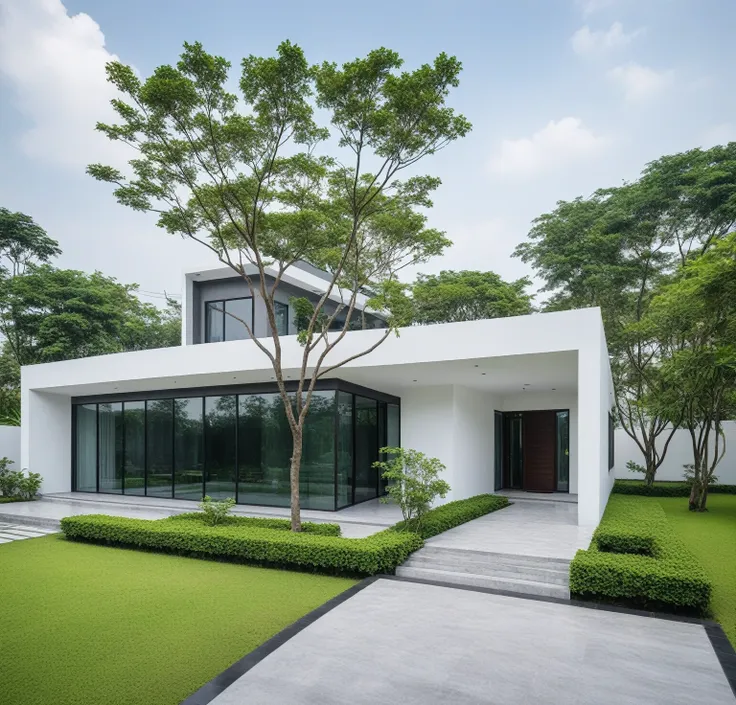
210;579;734;705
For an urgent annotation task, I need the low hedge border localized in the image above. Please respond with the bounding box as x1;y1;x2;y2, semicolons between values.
391;494;510;539
60;514;422;576
613;480;736;497
165;512;341;536
0;496;30;504
570;495;711;612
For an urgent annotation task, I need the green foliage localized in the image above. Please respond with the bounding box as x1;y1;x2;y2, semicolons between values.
60;514;423;576
412;270;533;324
0;207;60;277
197;495;236;525
0;458;42;501
167;512;341;536
375;447;450;532
17;472;42;501
570;495;711;611
613;480;736;497
625;460;646;475
390;493;509;539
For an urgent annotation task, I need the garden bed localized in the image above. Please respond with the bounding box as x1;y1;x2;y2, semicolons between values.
613;479;736;497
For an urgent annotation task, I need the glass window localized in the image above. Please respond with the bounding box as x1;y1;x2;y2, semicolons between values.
354;396;378;503
124;401;146;495
336;392;353;509
274;301;289;336
494;411;503;491
75;404;97;492
608;412;615;470
301;391;336;510
205;396;237;500
98;402;123;493
224;298;252;341
146;399;173;497
205;302;225;343
556;410;570;492
175;398;204;500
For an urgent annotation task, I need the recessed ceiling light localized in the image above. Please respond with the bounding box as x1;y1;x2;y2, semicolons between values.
474;364;479;368
481;372;486;376
552;388;557;391
412;379;417;382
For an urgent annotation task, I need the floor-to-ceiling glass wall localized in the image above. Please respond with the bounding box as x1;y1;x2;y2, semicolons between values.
98;402;123;493
146;399;173;497
205;396;237;500
301;391;336;510
174;398;204;500
354;396;378;503
74;403;97;492
124;401;146;495
335;391;353;509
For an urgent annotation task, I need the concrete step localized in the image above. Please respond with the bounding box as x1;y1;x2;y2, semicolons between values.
402;554;570;586
418;545;571;570
395;565;571;600
0;512;61;530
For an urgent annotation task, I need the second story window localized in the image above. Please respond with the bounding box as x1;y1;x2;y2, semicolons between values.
205;298;253;343
274;301;289;336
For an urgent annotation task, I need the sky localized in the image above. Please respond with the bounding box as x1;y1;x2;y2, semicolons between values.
1;0;735;305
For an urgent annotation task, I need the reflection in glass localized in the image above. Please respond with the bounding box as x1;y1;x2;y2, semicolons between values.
75;404;97;492
205;396;237;500
494;411;503;491
274;301;289;336
336;392;353;509
509;414;523;489
205;302;224;343
556;410;570;492
124;401;146;495
224;299;251;341
98;402;123;493
301;391;336;510
175;398;204;500
146;399;173;497
354;396;378;503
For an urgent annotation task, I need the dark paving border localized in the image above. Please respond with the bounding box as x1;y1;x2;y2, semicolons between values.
179;576;379;705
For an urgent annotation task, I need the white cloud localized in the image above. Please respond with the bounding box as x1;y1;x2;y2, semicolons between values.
608;62;674;101
488;117;609;179
571;22;642;56
0;0;130;169
577;0;616;16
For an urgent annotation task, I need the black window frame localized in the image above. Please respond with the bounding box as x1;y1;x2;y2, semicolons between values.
608;411;615;470
273;300;289;336
204;296;254;343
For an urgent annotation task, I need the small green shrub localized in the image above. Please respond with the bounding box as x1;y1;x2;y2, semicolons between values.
60;514;422;576
198;496;235;526
17;472;42;501
166;512;341;536
0;459;42;501
391;494;509;539
570;495;711;611
613;479;736;497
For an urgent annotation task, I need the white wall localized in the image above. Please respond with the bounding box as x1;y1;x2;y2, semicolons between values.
614;421;736;484
0;425;21;469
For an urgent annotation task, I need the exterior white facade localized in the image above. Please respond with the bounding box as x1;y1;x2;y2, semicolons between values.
21;293;615;527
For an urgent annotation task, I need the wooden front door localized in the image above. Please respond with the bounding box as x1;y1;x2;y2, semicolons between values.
522;410;556;492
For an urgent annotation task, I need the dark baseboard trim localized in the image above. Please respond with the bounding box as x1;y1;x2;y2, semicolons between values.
179;576;379;705
385;574;736;698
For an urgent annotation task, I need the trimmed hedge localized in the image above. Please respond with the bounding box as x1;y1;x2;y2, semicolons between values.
0;496;29;504
391;494;510;539
613;480;736;497
570;495;711;611
60;514;422;576
165;512;341;536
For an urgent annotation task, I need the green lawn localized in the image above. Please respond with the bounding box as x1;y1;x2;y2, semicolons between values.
0;534;356;705
658;494;736;647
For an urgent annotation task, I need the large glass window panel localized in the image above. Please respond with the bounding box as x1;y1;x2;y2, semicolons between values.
205;396;237;500
556;410;570;492
146;399;173;497
124;401;146;495
301;391;335;510
238;393;291;506
335;392;353;509
509;414;523;489
494;411;503;491
98;402;123;493
75;404;97;492
205;302;224;343
354;396;378;503
274;301;289;336
224;298;252;341
175;398;204;500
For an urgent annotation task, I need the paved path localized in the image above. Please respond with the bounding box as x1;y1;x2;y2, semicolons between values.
0;521;57;543
210;579;734;705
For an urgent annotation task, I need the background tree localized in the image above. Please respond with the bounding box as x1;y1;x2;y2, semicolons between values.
411;270;532;324
0;207;60;277
88;41;470;530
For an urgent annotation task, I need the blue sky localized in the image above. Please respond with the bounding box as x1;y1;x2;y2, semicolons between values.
1;0;735;303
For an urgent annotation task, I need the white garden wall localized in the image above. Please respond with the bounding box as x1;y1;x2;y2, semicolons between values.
0;425;21;469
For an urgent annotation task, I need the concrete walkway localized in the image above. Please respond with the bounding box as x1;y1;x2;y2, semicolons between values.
0;521;57;543
210;579;734;705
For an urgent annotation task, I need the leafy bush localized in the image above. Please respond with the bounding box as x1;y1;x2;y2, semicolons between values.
613;479;736;497
166;512;341;536
570;495;711;611
60;514;422;576
0;458;42;501
0;468;22;498
625;460;646;475
391;493;509;539
197;496;236;526
17;472;42;501
375;447;450;533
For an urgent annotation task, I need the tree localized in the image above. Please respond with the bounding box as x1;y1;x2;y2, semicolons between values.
647;233;736;511
0;207;61;277
87;41;470;530
411;270;532;324
515;144;736;484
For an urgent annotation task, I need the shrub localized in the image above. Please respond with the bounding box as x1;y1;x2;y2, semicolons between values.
0;459;43;501
17;472;42;501
165;512;341;536
613;479;736;497
0;468;22;498
60;514;422;576
197;496;236;526
375;447;450;533
570;495;711;612
391;493;509;539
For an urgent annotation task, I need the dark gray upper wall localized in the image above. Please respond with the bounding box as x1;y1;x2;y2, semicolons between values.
191;273;386;344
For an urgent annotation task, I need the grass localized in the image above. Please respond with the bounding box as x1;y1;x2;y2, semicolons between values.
0;534;356;705
657;494;736;647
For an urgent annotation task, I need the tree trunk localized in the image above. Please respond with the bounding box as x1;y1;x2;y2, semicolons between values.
643;443;656;486
290;428;303;532
688;471;708;512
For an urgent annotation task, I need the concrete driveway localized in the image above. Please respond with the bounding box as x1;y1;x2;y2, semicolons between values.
210;578;734;705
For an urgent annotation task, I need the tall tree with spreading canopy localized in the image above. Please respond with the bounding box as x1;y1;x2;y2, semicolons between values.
0;207;61;277
87;41;471;530
412;270;532;324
